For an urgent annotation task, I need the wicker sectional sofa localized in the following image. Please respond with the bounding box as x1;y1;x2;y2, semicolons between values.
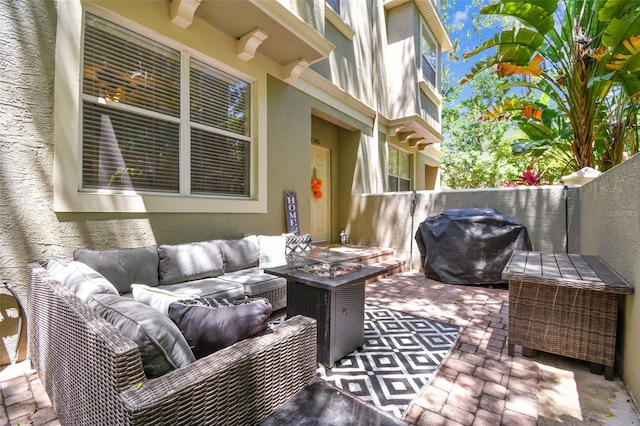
70;234;295;311
27;234;317;424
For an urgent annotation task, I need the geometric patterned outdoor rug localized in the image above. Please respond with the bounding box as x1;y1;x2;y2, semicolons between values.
317;305;461;419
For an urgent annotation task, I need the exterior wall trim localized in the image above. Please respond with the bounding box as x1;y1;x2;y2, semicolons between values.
325;5;355;40
297;70;377;127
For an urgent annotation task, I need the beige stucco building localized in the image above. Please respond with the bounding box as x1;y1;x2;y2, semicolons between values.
50;0;448;242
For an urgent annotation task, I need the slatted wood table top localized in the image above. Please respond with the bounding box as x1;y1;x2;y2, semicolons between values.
502;251;633;294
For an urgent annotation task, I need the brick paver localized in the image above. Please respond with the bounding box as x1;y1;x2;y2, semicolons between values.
1;270;637;425
364;271;535;425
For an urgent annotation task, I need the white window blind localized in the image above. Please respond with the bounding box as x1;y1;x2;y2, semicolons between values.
421;26;437;88
81;14;251;197
389;146;411;192
190;59;250;196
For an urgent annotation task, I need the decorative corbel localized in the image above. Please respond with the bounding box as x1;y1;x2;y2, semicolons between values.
396;131;416;143
283;59;310;83
170;0;202;29
407;135;425;147
237;28;269;61
412;140;429;150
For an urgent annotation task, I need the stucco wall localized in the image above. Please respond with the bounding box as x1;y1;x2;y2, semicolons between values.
0;4;329;302
577;154;640;407
346;185;577;269
1;1;58;301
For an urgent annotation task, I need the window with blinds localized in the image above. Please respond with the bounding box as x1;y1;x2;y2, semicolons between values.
388;146;411;192
421;25;438;89
81;14;251;197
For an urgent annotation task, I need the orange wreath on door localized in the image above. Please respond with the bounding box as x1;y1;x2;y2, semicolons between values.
311;168;323;199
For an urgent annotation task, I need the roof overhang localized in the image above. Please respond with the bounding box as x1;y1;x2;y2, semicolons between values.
171;0;334;66
383;0;452;52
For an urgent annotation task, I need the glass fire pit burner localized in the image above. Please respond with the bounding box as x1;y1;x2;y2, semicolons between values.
296;262;362;278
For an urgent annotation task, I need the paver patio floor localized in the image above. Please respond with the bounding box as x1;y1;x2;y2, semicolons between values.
1;270;638;425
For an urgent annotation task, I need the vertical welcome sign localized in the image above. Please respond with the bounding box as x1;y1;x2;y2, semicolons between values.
284;191;300;235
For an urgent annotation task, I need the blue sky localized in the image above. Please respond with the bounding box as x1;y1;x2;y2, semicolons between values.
444;0;501;101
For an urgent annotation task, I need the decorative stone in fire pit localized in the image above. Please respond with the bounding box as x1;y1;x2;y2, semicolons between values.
296;262;362;278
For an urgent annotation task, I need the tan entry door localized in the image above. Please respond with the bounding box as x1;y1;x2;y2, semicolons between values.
310;145;331;242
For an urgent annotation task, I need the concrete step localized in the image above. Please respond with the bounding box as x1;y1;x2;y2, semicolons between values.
365;257;406;283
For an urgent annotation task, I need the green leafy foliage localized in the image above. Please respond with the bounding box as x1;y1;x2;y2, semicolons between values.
461;0;640;171
441;0;563;188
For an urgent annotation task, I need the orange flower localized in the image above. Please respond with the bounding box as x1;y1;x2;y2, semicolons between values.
311;174;323;199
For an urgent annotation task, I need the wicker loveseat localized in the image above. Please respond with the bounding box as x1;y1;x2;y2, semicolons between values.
28;262;317;425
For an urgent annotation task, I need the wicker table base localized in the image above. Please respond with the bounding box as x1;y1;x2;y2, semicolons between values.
502;251;632;380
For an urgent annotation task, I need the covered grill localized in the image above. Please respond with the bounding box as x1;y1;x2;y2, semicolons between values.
415;208;531;285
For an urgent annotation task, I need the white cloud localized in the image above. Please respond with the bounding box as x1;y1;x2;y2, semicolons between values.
454;10;468;26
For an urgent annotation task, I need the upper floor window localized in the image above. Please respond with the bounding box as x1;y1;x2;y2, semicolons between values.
326;0;340;14
388;146;411;192
420;24;438;90
82;14;251;197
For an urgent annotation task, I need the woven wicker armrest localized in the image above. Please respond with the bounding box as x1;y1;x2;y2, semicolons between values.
120;315;317;425
28;262;317;425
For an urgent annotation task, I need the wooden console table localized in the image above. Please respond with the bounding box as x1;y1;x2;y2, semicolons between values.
502;251;633;380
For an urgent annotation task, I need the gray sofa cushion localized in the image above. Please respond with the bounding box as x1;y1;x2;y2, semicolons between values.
88;294;195;378
158;241;224;285
74;246;159;293
219;268;286;296
131;284;197;316
168;297;272;359
218;235;259;272
47;258;120;301
159;277;245;300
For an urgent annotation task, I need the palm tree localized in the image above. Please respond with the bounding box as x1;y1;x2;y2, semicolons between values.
462;0;640;171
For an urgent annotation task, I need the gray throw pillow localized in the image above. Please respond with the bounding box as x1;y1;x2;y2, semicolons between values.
131;284;197;316
158;240;224;285
88;294;195;378
48;259;120;302
74;246;159;293
168;297;272;359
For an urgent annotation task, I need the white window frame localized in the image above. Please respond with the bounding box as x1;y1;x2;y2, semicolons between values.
53;2;267;213
388;145;412;192
420;21;439;93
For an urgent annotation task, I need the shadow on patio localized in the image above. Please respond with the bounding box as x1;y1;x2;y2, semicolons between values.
1;270;639;425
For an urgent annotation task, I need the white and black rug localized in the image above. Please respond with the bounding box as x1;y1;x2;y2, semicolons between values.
316;305;460;419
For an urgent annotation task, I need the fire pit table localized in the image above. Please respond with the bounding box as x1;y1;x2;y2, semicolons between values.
265;248;385;367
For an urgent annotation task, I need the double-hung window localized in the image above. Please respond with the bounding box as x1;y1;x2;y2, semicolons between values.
420;24;438;90
81;14;251;198
388;146;411;192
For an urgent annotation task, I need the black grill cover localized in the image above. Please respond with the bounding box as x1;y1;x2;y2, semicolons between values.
415;208;531;285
